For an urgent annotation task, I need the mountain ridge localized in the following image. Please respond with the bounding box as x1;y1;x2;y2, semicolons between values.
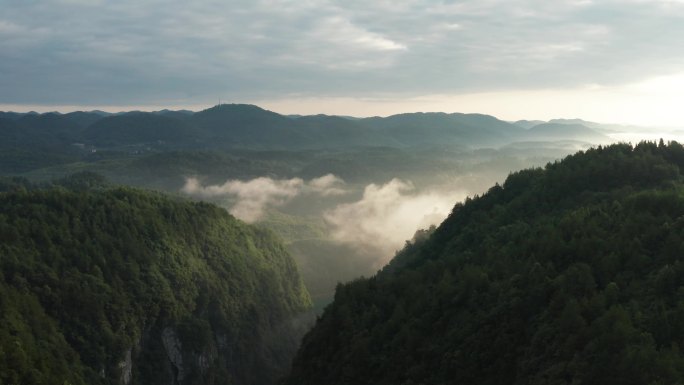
0;104;618;152
284;141;684;385
0;178;312;385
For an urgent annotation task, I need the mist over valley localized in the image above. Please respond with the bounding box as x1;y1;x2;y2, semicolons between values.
4;0;684;382
3;102;684;384
1;104;620;309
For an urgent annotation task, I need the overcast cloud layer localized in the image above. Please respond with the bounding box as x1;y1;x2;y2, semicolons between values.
2;0;684;120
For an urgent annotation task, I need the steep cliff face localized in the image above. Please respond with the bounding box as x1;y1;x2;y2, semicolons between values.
0;184;311;385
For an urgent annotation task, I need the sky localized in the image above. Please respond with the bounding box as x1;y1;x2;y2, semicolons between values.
1;0;684;126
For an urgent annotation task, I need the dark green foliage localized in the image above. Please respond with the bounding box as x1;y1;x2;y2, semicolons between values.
0;104;605;181
53;171;109;191
0;184;311;385
17;113;85;145
190;104;392;150
190;104;319;149
63;111;110;128
285;142;684;385
83;112;196;147
127;150;301;182
0;176;33;193
0;115;83;173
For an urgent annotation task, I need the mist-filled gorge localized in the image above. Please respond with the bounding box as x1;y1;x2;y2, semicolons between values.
180;173;465;307
1;102;671;385
5;0;684;383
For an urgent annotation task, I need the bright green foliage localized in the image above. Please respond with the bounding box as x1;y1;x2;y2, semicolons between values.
286;142;684;385
0;183;311;385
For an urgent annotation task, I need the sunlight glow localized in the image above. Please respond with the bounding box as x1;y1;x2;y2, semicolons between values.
3;73;683;132
253;73;684;129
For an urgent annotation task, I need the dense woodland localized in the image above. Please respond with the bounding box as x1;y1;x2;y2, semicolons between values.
1;105;596;312
0;104;605;152
286;142;684;385
1;105;661;385
0;104;608;176
0;174;311;385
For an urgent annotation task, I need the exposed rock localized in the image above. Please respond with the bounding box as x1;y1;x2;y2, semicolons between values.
197;349;212;374
161;327;185;383
118;348;132;385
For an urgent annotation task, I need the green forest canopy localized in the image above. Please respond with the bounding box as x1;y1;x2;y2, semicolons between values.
0;178;311;385
286;141;684;385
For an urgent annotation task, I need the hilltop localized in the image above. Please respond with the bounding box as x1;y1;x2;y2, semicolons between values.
285;142;684;385
0;177;311;385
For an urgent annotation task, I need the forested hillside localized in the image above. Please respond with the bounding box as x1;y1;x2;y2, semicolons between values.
0;177;311;385
286;141;684;385
1;105;596;318
0;104;610;177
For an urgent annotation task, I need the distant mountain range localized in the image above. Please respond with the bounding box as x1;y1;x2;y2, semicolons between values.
525;122;609;142
0;103;622;177
0;104;615;154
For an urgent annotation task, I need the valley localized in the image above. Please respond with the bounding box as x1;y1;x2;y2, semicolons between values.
2;103;679;384
4;0;684;383
1;104;613;310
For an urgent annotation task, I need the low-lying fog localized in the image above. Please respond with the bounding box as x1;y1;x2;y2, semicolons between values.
175;138;637;308
182;175;464;263
172;140;609;307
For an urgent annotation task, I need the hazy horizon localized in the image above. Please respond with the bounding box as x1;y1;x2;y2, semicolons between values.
2;100;682;131
3;1;684;128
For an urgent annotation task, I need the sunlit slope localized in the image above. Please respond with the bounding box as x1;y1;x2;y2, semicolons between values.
0;179;311;385
285;142;684;385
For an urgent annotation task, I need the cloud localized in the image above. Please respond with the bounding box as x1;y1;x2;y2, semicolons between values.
181;174;346;222
307;174;346;196
315;16;407;52
181;175;462;266
323;179;464;264
2;0;684;109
